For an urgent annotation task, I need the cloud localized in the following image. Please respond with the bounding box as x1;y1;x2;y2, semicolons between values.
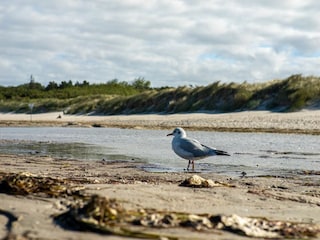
0;0;319;87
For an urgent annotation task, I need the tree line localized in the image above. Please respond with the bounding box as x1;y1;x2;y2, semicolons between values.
0;76;152;100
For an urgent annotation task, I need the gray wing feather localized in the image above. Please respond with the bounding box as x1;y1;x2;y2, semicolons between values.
179;138;212;158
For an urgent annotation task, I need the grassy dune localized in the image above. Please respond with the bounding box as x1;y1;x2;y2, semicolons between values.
1;75;319;114
84;74;320;114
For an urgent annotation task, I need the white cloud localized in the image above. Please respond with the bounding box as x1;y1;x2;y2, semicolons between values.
0;0;319;87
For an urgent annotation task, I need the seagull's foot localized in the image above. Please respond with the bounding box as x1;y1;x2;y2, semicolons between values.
186;160;191;171
191;160;195;172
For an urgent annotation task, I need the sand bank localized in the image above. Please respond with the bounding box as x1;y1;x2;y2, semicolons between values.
0;153;319;239
1;110;320;134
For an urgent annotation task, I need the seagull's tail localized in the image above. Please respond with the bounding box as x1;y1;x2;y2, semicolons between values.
214;149;230;156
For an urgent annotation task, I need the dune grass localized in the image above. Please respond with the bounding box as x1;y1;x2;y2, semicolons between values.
90;75;319;114
0;75;319;114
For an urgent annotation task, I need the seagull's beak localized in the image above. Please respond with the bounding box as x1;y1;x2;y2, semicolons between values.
167;132;173;136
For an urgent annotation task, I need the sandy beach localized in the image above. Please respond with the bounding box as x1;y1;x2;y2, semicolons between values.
1;110;320;134
0;153;319;240
0;111;320;239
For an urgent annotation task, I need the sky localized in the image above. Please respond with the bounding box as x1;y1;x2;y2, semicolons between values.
0;0;320;87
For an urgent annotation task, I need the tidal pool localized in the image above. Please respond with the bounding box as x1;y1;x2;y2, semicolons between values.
0;127;319;177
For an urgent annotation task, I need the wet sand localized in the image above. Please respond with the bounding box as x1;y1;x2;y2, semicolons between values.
0;153;319;239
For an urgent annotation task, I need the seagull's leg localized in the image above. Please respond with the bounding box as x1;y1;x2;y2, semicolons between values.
187;160;191;171
192;160;195;171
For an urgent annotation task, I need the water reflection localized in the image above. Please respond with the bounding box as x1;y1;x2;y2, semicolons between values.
0;140;138;162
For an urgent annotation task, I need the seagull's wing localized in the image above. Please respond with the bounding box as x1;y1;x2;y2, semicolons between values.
200;143;230;156
178;137;212;158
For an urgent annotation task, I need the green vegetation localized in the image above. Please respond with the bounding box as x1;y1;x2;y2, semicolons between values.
0;74;319;114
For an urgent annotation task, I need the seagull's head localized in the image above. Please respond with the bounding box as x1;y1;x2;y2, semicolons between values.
167;127;186;138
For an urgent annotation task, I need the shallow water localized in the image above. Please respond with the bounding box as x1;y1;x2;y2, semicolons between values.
0;127;319;177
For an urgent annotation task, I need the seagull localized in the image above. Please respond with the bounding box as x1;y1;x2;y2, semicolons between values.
167;127;230;171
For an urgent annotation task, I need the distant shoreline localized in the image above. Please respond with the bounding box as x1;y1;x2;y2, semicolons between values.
1;110;320;135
